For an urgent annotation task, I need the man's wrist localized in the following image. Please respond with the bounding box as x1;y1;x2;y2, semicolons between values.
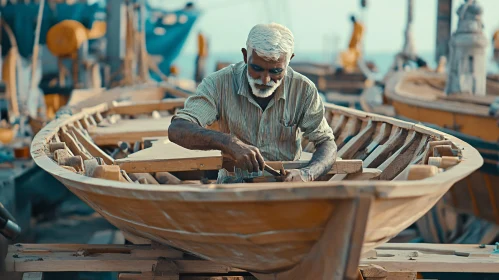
299;168;314;182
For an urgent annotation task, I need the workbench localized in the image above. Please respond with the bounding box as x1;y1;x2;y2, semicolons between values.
3;243;499;280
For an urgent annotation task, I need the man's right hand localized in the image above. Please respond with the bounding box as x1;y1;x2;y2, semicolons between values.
225;139;265;173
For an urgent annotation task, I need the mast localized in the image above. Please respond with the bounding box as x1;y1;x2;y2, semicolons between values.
435;0;453;63
402;0;415;56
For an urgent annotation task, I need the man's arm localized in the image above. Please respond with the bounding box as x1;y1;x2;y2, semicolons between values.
169;119;265;173
284;86;337;182
169;75;263;172
300;140;337;181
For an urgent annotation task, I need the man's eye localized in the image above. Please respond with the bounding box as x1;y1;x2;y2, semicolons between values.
270;68;283;74
250;64;263;71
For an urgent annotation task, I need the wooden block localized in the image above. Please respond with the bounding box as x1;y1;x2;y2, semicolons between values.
63;156;84;172
155;172;181;184
432;145;458;157
92;165;121;181
428;156;460;169
406;165;439;180
129;173;160;185
360;264;388;279
344;168;381;180
84;158;100;177
49;142;67;153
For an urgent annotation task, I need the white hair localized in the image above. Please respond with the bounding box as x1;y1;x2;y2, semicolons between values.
246;23;294;63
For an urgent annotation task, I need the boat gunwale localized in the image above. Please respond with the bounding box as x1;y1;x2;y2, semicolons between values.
30;95;483;202
386;71;495;117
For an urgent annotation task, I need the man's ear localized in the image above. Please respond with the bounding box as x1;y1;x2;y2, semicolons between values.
242;48;248;63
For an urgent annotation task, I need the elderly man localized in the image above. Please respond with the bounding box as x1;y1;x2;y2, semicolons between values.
168;23;337;182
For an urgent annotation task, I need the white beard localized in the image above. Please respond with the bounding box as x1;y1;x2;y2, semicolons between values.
247;70;283;98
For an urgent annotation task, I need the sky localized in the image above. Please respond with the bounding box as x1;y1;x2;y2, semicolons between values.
148;0;499;56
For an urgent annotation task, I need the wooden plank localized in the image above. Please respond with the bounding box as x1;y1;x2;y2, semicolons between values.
337;120;376;159
59;128;92;161
335;117;362;149
89;117;172;146
363;128;407;168
356;123;392;160
109;99;185;115
360;243;499;273
69;125;114;165
378;132;422;180
6;244;247;274
344;168;381;180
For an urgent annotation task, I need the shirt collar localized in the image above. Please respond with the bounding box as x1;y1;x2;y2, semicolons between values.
235;62;288;101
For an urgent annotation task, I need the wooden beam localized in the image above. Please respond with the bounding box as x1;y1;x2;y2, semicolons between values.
109;99;185;115
360;243;499;273
69;125;114;165
6;244;246;274
117;158;362;174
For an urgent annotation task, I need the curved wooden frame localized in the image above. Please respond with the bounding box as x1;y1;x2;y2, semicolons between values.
31;91;482;279
379;70;499;228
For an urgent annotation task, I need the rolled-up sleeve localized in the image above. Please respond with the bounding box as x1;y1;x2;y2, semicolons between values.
299;87;335;145
173;77;219;127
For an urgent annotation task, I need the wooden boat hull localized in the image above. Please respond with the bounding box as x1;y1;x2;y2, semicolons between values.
399;121;499;225
31;87;482;278
368;71;499;226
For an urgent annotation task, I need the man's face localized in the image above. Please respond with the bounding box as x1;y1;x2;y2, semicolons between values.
243;49;288;98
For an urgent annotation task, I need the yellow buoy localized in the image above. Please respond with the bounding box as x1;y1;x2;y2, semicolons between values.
46;20;88;57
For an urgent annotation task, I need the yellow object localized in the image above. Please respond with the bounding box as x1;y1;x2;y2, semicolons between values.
339;22;364;72
44;94;69;120
494;30;499;49
197;32;208;57
339;49;361;73
46;20;88;57
348;22;364;50
339;21;365;72
170;65;179;76
0;126;17;144
87;21;107;39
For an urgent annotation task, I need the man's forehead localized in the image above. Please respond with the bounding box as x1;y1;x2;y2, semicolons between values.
250;50;286;64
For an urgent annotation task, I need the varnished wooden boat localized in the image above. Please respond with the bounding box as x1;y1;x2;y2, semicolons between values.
31;85;482;279
362;70;499;229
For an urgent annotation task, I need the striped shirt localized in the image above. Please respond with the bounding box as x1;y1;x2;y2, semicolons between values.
173;61;335;161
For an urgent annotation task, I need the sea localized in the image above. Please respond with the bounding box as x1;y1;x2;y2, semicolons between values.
172;51;499;81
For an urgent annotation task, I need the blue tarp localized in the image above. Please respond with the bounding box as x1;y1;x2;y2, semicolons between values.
144;5;199;78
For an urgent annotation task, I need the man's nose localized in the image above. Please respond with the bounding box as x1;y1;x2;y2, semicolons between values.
261;73;270;85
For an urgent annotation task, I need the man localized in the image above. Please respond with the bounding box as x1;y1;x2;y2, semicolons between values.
168;23;337;182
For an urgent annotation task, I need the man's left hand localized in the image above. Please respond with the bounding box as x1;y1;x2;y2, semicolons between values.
283;169;310;182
